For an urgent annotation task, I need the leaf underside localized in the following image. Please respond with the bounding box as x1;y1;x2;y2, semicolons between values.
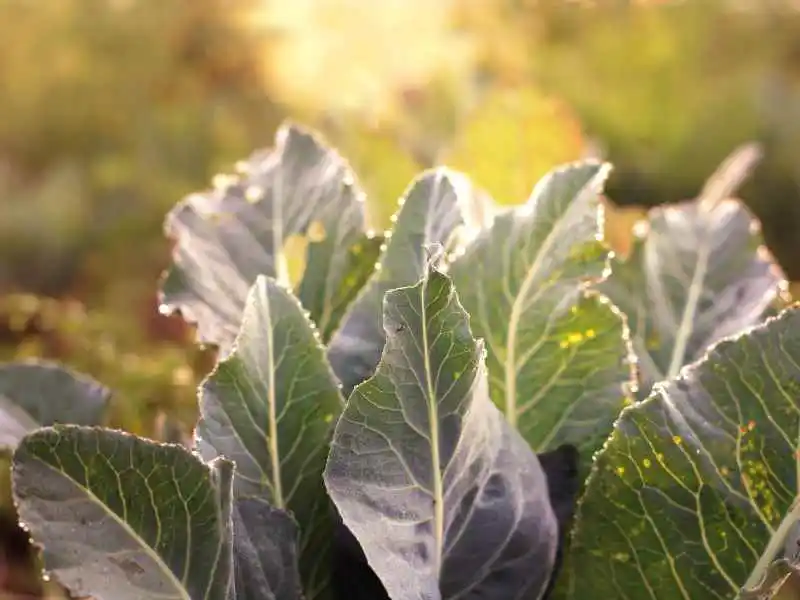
325;264;558;600
449;161;634;462
561;306;800;600
160;121;368;354
599;198;783;399
0;361;109;449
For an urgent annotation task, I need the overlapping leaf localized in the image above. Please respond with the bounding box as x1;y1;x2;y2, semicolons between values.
449;161;633;460
160;122;369;353
324;263;558;600
561;307;800;600
599;143;784;397
326;168;489;395
196;275;342;600
0;361;109;449
12;425;233;600
600;199;784;399
311;233;384;342
231;498;303;600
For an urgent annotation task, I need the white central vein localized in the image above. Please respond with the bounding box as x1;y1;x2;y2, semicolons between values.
505;186;572;427
668;143;762;379
666;239;712;380
263;287;284;508
421;275;445;569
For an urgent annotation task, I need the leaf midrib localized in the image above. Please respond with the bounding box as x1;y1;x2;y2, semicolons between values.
261;285;285;509
420;275;445;571
664;225;713;379
505;174;599;427
31;458;194;600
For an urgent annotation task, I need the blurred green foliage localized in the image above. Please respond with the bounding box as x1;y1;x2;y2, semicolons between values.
3;0;800;445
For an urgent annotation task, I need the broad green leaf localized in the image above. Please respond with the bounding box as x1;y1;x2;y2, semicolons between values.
195;275;342;600
326;168;488;395
308;232;384;343
160;121;368;354
449;161;634;460
324;263;558;600
12;425;234;600
560;306;800;600
232;497;303;600
0;361;109;449
599;143;785;397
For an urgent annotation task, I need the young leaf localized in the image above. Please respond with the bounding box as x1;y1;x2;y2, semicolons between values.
449;162;634;460
327;168;486;395
195;275;343;600
311;232;384;343
12;425;234;600
324;262;559;600
160;122;368;353
0;361;109;449
560;307;800;600
598;144;785;397
232;498;303;600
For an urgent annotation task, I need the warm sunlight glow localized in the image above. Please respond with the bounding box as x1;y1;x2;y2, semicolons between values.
251;0;475;121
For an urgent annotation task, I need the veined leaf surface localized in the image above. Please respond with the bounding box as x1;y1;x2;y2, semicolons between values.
449;162;633;460
600;199;784;398
312;232;384;342
561;307;800;599
12;425;233;600
324;263;558;600
326;168;489;395
196;275;342;600
160;122;368;353
599;143;784;397
0;361;109;449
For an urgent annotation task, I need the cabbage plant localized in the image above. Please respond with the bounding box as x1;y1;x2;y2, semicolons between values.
4;123;798;600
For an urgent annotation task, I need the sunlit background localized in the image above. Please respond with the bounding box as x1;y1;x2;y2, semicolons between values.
2;0;800;593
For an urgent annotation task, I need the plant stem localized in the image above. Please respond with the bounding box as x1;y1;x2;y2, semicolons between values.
743;496;800;591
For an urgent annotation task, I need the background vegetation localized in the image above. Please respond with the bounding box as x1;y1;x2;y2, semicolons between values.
3;0;800;593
